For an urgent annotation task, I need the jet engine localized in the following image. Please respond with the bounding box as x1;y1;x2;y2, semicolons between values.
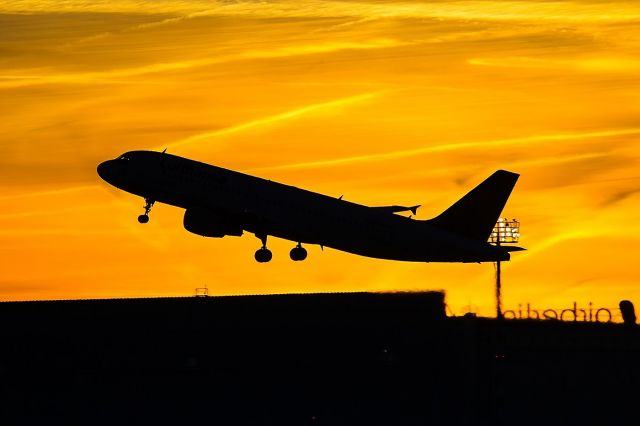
183;208;243;238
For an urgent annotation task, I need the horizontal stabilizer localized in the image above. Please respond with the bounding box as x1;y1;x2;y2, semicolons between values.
501;246;526;252
429;170;519;242
371;205;421;215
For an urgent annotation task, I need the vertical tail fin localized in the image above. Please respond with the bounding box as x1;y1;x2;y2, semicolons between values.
429;170;519;242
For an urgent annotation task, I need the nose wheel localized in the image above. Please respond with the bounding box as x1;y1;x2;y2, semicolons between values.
290;243;307;261
254;233;272;263
137;198;155;224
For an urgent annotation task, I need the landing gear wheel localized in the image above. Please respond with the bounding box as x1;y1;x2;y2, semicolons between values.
138;198;155;224
254;233;272;263
255;248;273;263
290;245;307;261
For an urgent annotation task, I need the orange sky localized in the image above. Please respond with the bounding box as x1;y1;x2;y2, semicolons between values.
1;1;639;317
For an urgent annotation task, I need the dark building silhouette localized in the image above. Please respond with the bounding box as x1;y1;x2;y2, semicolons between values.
0;292;638;425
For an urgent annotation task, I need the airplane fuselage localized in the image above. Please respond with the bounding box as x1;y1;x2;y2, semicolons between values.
98;151;513;263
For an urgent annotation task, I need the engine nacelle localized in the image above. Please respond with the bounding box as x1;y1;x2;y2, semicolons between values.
183;208;243;238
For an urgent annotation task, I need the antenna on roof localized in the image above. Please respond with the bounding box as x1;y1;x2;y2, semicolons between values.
195;284;209;297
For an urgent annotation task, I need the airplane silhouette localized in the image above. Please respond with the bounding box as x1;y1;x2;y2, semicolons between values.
98;151;521;263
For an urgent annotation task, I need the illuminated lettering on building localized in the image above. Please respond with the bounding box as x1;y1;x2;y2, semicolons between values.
502;302;615;323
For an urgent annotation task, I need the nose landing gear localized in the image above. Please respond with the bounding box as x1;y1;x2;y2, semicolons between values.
290;243;307;261
254;233;273;263
137;198;155;224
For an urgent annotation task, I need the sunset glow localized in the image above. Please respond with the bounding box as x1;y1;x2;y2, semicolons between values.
2;1;639;316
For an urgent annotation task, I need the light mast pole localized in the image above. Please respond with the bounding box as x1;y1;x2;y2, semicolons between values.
490;218;520;320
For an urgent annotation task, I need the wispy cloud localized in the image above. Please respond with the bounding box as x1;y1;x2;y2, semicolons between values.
599;187;640;207
162;91;386;150
1;39;403;89
248;128;640;172
0;185;99;201
6;1;640;24
469;56;640;73
59;11;220;49
0;203;109;220
0;59;211;88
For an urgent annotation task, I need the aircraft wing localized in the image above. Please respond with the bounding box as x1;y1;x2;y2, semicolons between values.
370;205;421;215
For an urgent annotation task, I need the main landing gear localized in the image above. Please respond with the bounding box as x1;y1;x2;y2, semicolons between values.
137;198;155;224
253;235;309;263
290;243;307;261
254;234;273;263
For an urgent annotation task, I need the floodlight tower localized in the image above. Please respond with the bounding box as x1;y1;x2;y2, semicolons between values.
489;218;520;319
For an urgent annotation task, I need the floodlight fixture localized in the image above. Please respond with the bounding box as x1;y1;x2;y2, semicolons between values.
489;218;520;244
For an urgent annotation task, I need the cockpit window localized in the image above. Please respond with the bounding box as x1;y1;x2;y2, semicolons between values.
117;155;129;161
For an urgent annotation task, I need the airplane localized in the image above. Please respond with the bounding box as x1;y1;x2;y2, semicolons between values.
97;151;522;263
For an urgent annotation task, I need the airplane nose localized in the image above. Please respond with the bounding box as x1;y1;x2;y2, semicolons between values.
97;160;113;182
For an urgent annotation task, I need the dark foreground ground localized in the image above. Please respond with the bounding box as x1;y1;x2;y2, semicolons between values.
0;292;638;425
